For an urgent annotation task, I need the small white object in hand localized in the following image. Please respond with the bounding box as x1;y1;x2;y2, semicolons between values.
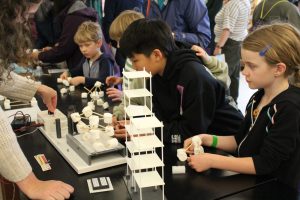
81;92;88;98
105;126;114;137
62;80;69;87
82;106;93;117
57;78;63;83
177;148;187;162
103;113;113;124
70;112;81;123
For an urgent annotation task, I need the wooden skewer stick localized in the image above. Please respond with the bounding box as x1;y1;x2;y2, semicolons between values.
11;103;31;107
185;143;193;151
92;112;103;117
10;100;23;103
88;86;96;94
98;124;105;129
84;87;91;93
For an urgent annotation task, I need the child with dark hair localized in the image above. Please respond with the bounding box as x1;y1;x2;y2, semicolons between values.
120;19;243;143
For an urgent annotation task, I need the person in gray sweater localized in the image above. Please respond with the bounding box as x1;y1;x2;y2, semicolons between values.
0;0;73;199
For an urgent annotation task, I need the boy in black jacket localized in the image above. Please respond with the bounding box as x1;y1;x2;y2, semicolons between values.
120;19;244;143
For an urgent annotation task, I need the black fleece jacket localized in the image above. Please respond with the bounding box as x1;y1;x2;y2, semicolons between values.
152;49;244;143
235;85;300;190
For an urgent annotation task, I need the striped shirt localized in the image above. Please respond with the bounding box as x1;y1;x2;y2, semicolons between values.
214;0;251;42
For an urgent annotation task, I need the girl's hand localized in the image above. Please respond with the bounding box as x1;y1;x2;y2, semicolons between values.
36;85;57;113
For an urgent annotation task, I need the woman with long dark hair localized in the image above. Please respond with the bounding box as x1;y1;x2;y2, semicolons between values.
0;1;74;199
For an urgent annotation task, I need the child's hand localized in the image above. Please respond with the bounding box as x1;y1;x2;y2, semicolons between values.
106;76;122;86
36;85;57;113
106;88;122;102
191;45;211;63
69;76;85;86
60;71;69;80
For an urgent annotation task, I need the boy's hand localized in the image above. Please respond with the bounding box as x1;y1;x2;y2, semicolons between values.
106;76;122;86
60;71;69;80
69;76;85;86
191;45;211;63
106;88;122;102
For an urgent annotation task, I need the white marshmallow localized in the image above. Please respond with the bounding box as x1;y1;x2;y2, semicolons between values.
81;92;88;98
96;99;104;106
32;49;39;53
82;106;93;117
172;166;186;174
62;80;69;87
192;135;202;146
194;146;204;155
98;91;104;98
103;113;113;124
57;78;63;83
4;102;11;110
4;99;10;104
67;77;72;82
107;138;118;148
102;102;109;110
69;85;75;92
76;121;89;134
94;81;102;87
92;142;104;151
60;88;68;94
177;148;187;162
70;112;81;123
105;126;114;137
87;102;95;110
0;95;4;101
89;115;99;129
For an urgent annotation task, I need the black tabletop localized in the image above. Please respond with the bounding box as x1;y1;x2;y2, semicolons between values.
16;72;292;200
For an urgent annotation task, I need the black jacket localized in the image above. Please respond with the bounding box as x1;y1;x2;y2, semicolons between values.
152;49;244;142
235;85;300;190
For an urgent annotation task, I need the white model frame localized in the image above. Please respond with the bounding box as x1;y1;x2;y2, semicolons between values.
123;69;165;200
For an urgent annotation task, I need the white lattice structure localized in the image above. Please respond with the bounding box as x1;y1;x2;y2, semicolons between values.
123;69;165;200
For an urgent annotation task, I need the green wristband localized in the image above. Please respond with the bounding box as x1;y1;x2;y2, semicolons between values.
211;135;218;148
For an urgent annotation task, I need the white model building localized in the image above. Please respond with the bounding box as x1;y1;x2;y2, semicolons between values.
123;69;165;200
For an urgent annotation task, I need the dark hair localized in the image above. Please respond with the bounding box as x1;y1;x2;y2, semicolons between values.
0;0;34;81
119;18;178;58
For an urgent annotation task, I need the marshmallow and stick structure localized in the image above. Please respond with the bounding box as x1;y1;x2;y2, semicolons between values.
176;136;204;161
3;97;38;110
